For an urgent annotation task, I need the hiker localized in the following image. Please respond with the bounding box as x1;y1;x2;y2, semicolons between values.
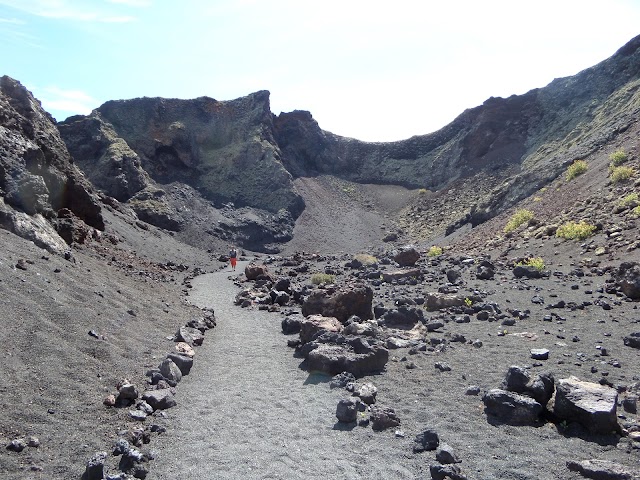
229;247;238;270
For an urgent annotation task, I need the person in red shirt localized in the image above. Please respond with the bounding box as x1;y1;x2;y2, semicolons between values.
229;247;238;270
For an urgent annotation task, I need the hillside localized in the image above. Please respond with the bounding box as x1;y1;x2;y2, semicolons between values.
0;34;639;480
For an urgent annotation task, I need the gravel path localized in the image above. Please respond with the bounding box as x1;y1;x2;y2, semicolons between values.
152;263;417;479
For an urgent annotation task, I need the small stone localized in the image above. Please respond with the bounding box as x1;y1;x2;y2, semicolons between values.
530;348;550;360
27;436;40;448
336;399;358;423
6;438;26;452
352;382;378;405
429;464;468;480
435;362;452;372
84;451;108;480
465;385;481;396
436;443;462;464
414;428;439;453
370;406;400;431
129;410;147;421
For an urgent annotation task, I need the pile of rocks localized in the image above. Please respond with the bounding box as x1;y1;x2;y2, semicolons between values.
82;309;216;480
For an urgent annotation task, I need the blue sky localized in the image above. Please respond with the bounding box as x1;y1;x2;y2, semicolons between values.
2;1;640;141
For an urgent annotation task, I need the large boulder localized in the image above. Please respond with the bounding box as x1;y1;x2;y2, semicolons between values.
393;247;420;266
613;262;640;299
482;389;543;425
245;263;270;280
302;283;373;322
553;377;619;434
304;341;389;377
381;268;421;283
379;306;424;328
503;366;555;406
425;292;465;310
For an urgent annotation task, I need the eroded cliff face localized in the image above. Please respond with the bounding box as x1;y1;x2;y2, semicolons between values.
61;91;304;218
0;76;103;253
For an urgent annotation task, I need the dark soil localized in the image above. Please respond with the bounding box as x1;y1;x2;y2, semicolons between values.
1;166;640;479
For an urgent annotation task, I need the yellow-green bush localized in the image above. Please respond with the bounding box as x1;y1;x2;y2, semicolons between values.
504;209;535;233
311;273;335;285
418;188;429;195
566;160;588;181
632;205;640;217
609;150;628;166
620;192;639;206
610;166;635;183
556;221;597;240
354;253;378;266
516;257;545;271
427;246;443;257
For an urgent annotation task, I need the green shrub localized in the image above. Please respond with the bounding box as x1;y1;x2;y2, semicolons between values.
354;253;378;266
609;150;628;166
556;221;597;240
311;273;335;285
504;209;535;233
427;246;443;257
418;188;429;195
566;160;588;181
632;205;640;217
620;192;639;206
610;166;635;183
516;257;545;272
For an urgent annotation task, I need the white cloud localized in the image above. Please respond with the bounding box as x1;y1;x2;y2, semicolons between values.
0;0;136;22
106;0;151;6
0;16;24;24
34;86;98;120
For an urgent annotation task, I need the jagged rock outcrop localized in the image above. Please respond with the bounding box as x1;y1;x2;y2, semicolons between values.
61;91;304;217
0;76;103;252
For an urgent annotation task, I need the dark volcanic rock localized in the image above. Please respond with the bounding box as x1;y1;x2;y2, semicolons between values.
82;451;108;480
624;332;640;349
482;389;543;425
304;341;389;377
336;399;358;423
302;283;374;322
141;389;177;410
429;464;468;480
393;247;420;267
379;306;424;328
370;406;400;431
613;262;640;299
413;428;439;453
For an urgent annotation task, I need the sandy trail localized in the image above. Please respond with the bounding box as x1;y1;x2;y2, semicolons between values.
151;262;416;480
